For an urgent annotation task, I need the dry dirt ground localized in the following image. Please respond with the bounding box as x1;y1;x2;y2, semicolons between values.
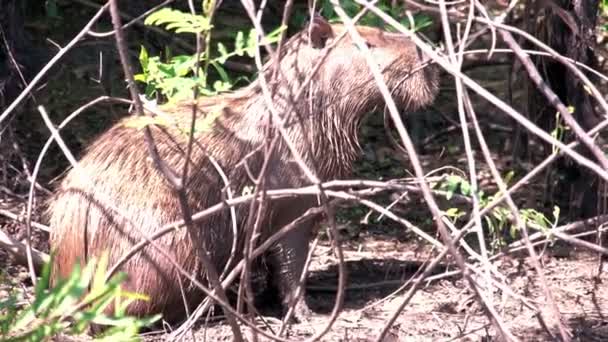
3;215;605;341
132;234;608;341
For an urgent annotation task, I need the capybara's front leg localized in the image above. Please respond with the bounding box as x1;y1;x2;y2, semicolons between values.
268;222;315;322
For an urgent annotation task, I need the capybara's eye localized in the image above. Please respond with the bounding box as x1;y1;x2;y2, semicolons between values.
355;41;374;50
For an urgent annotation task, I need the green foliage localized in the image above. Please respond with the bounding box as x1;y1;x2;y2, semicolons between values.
136;7;284;102
436;173;561;249
316;0;433;31
444;207;466;223
550;108;571;154
0;254;159;341
439;174;474;200
137;2;433;103
144;8;212;34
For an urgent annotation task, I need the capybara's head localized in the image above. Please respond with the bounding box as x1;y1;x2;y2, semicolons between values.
276;16;439;114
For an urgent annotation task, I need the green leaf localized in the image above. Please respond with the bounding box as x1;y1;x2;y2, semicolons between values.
217;42;229;64
262;25;287;45
245;29;258;57
139;46;149;71
210;62;231;84
145;8;211;35
552;206;560;224
212;80;231;92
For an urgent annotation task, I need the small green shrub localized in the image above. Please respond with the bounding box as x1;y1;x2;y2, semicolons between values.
136;7;284;102
436;173;560;249
0;254;160;341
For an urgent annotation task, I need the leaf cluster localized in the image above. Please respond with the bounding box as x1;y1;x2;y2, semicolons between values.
0;254;159;341
136;8;284;103
436;173;560;249
315;0;433;31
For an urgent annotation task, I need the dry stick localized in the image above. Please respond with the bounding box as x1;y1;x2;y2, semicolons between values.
173;206;323;340
333;3;516;341
449;0;495;306
172;1;204;339
241;1;346;339
111;180;446;280
83;0;177;37
500;30;608;170
356;0;608;183
502;220;608;258
480;17;604;341
253;36;345;342
24;97;135;230
0;227;48;269
507;215;608;251
354;265;538;315
23;106;86;287
239;5;312;328
19;97;129;275
226;117;282;340
454;112;608;248
178;1;208;335
462;88;570;340
37;105;189;292
107;1;243;340
0;210;49;233
358;0;608;261
0;3;109;125
358;250;433;311
181;205;333;342
273;0;295;80
473;0;498;59
232;119;276;340
24;96;130;257
235;2;275;339
252;2;339;332
35;103;261;339
461;48;608;82
474;18;608;116
171;2;344;337
534;224;608;256
375;231;476;341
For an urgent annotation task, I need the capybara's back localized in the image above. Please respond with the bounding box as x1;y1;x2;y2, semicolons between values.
49;16;439;324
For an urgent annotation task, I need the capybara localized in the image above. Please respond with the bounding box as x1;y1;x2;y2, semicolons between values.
49;16;439;324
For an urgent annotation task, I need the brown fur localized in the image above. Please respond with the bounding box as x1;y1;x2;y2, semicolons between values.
49;18;439;324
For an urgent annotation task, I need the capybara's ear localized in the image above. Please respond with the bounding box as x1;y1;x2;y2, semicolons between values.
308;14;334;49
